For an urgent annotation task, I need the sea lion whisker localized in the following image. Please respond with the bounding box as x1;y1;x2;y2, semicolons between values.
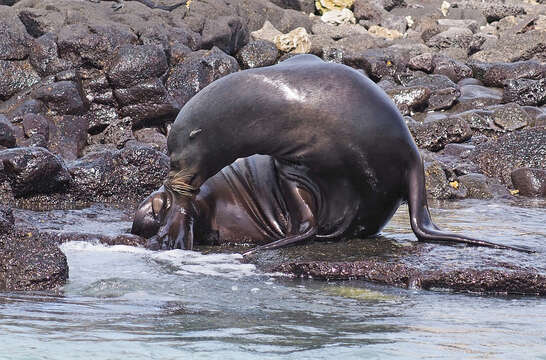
164;169;198;198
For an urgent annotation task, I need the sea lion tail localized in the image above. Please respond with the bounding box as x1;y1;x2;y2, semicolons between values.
406;159;534;253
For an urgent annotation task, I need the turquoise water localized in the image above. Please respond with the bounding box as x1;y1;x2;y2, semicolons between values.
0;199;545;359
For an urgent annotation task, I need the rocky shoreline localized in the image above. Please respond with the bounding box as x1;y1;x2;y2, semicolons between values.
0;0;545;293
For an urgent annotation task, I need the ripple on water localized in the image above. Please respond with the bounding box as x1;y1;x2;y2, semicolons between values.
0;199;545;359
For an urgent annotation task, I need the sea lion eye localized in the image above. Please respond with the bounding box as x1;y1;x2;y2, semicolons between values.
189;128;202;139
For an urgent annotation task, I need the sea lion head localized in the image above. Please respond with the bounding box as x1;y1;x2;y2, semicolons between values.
131;186;171;239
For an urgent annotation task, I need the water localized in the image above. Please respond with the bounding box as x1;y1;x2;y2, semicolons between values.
1;199;545;359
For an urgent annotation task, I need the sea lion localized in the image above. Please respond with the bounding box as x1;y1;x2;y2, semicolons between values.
132;54;532;254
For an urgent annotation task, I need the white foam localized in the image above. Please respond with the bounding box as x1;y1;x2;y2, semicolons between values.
60;241;151;254
150;250;258;279
61;242;259;280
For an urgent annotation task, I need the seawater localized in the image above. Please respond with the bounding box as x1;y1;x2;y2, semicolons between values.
0;199;545;359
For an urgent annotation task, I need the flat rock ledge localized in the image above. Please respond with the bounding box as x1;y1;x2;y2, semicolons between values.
275;261;546;296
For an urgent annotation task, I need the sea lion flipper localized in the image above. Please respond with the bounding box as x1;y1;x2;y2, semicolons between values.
407;159;535;254
242;225;317;257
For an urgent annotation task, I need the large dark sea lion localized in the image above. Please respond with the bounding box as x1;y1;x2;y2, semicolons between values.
132;54;532;254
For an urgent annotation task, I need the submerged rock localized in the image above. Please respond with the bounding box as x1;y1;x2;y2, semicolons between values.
276;261;545;296
237;232;545;296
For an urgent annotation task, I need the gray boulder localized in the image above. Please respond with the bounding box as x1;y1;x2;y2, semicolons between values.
409;117;472;151
236;40;279;69
511;168;546;198
167;47;239;107
68;141;169;202
472;128;546;187
0;147;71;197
503;78;546;107
0;230;68;291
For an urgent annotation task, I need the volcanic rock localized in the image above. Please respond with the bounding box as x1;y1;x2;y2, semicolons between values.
503;78;546;107
68;141;169;201
167;47;239;107
408;116;472;151
0;147;71;197
236;40;279;69
472;128;546;187
511;168;546;198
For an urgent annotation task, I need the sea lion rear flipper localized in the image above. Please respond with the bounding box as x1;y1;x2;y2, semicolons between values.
407;159;535;254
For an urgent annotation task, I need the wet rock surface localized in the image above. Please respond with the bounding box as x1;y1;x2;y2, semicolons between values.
275;262;546;296
1;203;68;291
0;229;69;291
68;142;169;202
0;147;71;197
233;200;546;296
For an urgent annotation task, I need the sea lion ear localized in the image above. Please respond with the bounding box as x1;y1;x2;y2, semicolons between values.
189;128;202;139
152;196;164;216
